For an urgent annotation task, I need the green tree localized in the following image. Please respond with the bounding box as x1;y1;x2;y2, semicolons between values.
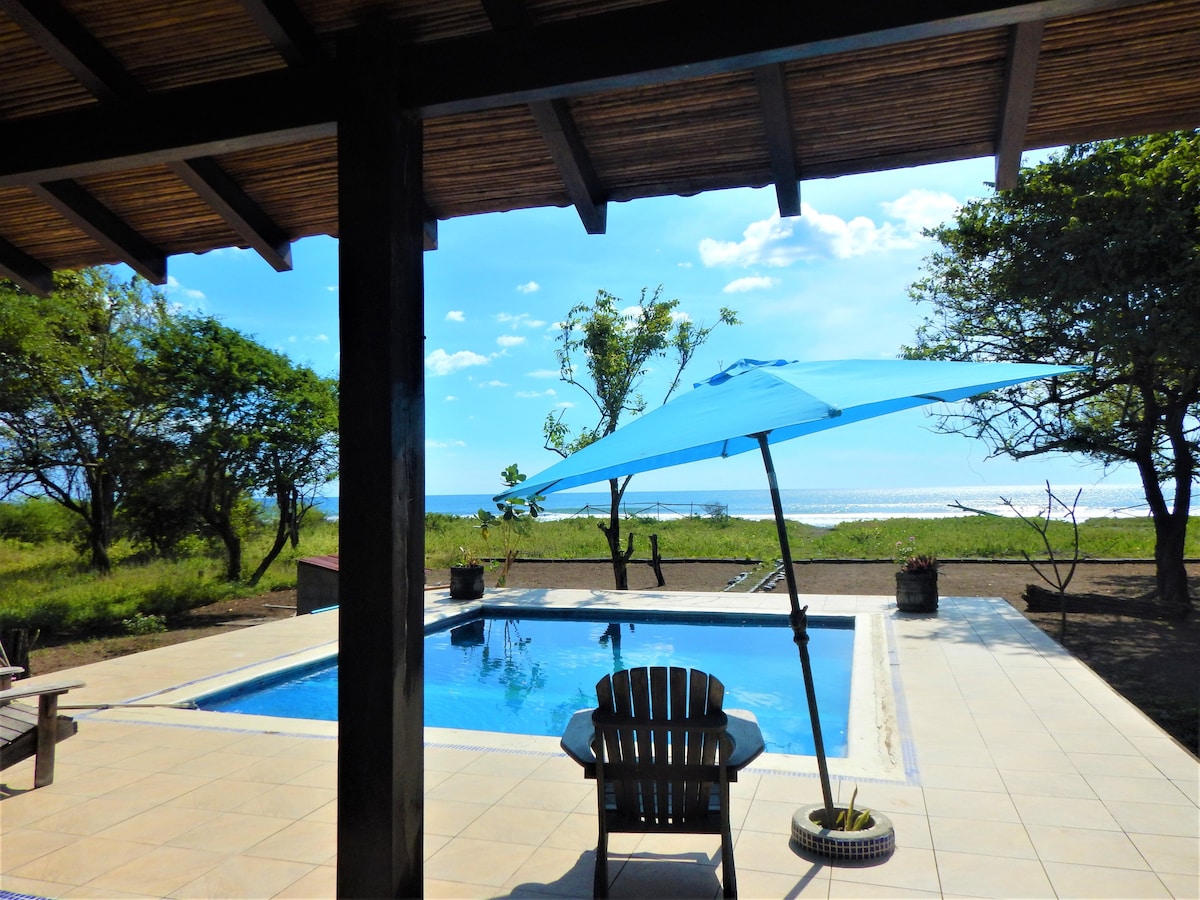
145;316;338;582
246;365;338;585
545;287;738;589
0;269;167;572
905;131;1200;615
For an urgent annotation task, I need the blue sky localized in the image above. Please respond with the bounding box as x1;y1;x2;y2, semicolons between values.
162;154;1135;497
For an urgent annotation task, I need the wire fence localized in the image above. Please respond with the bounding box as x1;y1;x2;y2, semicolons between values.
546;501;729;521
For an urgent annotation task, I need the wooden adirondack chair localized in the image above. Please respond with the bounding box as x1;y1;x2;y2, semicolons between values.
590;666;737;898
0;642;83;788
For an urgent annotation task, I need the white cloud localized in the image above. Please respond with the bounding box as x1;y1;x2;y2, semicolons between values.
554;401;575;409
497;312;546;329
165;275;206;302
497;334;526;348
326;285;338;293
699;215;798;267
517;281;540;294
205;246;255;261
444;395;457;402
526;368;559;379
517;388;557;399
698;192;960;268
425;348;489;375
802;204;902;258
285;332;330;346
882;189;960;234
481;379;509;388
445;310;465;322
723;276;778;293
426;439;466;449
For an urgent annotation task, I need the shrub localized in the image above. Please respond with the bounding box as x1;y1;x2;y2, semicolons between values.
425;512;459;532
701;502;732;526
123;612;168;635
0;499;76;544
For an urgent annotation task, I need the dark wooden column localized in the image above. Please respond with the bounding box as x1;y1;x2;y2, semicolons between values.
336;28;426;899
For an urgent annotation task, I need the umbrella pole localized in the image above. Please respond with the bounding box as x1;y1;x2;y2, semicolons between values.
756;434;836;823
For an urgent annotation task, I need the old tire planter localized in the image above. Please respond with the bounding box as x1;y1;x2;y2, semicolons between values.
791;805;895;861
895;570;938;612
449;565;485;600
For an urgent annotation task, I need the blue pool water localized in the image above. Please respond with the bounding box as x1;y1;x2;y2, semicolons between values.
198;612;855;756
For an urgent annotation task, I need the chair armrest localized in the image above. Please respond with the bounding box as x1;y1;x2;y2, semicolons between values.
560;708;597;774
724;709;766;771
0;679;85;704
561;706;767;777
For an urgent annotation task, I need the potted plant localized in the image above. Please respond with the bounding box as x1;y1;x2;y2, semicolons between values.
894;536;938;612
449;546;485;600
792;786;895;860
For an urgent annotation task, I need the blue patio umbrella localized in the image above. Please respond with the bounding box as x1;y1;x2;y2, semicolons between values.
497;358;1084;822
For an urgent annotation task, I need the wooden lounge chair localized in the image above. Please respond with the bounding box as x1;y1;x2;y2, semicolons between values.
590;666;738;898
0;655;83;788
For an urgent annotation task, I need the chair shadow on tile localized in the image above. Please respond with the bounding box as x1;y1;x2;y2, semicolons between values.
499;849;724;899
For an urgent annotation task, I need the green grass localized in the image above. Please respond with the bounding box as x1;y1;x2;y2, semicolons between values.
0;517;339;636
426;511;1193;566
2;510;1192;640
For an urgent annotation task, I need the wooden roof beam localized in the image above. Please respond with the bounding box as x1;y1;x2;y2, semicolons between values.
0;236;54;296
528;100;607;234
754;64;800;218
994;20;1044;190
238;0;324;66
0;0;1148;185
0;0;140;101
0;72;334;187
29;181;166;283
168;158;292;271
0;0;150;284
479;0;531;31
411;0;1145;117
482;0;606;234
605;140;999;202
3;0;296;272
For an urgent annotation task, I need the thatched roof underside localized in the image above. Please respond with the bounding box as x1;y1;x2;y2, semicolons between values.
0;0;1197;291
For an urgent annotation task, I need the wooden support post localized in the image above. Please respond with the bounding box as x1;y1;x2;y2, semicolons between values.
336;27;426;899
33;692;59;788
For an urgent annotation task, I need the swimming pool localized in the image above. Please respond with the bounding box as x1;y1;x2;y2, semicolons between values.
197;611;854;755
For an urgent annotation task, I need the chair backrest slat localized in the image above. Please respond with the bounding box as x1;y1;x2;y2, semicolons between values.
593;666;729;827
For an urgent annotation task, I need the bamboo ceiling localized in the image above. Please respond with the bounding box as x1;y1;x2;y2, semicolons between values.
0;0;1197;294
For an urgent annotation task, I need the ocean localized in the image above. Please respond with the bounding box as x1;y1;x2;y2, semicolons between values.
315;483;1148;526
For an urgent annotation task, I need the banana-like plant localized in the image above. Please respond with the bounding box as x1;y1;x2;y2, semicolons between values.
835;786;873;831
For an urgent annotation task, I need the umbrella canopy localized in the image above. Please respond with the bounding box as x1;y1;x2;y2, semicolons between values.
497;358;1085;502
498;357;1084;826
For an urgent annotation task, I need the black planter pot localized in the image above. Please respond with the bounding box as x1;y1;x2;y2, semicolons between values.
895;570;938;612
449;565;485;600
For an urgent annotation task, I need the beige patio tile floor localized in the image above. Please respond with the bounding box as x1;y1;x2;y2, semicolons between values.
2;589;1196;899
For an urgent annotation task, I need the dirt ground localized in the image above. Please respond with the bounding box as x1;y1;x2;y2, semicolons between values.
25;558;1200;754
